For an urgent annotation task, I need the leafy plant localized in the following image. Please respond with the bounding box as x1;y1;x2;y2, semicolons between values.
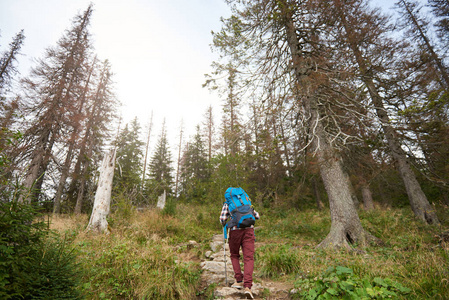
295;266;411;299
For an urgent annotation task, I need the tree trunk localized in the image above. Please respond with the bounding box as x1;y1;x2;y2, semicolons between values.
87;149;116;234
361;183;375;210
18;126;53;203
74;176;86;214
157;190;166;209
315;118;377;249
279;0;379;249
142;111;153;184
335;0;440;225
174;123;183;197
54;59;94;214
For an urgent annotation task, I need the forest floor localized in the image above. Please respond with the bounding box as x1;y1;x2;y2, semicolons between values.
47;204;449;299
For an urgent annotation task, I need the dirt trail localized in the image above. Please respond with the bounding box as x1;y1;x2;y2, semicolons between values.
200;234;292;299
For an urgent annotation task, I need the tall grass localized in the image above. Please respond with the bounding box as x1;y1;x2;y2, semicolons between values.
49;202;448;299
254;205;449;299
52;203;221;299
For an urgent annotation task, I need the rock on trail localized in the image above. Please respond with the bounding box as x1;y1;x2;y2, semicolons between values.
200;234;292;299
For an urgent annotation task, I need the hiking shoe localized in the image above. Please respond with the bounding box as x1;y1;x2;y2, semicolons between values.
231;281;243;289
244;287;254;299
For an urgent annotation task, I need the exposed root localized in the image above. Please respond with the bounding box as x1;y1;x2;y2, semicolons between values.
317;227;383;251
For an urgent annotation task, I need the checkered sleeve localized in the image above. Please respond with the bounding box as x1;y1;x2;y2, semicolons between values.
219;203;230;226
253;209;260;220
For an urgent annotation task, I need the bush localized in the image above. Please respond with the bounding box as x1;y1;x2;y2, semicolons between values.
0;202;81;299
295;266;411;299
161;197;177;217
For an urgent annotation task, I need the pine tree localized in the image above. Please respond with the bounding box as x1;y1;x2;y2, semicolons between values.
52;57;96;214
428;0;449;53
0;30;25;199
202;105;215;162
113;117;144;194
71;59;117;214
146;121;173;198
332;0;439;224
395;0;449;87
211;0;381;249
0;30;25;94
179;125;209;201
18;5;94;204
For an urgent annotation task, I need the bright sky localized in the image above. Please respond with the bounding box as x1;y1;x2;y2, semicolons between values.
0;0;230;155
0;0;398;156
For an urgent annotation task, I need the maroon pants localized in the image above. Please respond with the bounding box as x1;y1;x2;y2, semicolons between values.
229;228;255;288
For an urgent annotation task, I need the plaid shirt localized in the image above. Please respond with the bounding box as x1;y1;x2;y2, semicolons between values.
220;202;260;228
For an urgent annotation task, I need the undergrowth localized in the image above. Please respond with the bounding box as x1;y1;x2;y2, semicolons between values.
38;201;449;299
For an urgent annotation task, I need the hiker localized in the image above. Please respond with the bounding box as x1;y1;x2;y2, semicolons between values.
220;187;260;299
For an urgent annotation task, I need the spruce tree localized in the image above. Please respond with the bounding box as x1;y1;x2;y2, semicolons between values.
146;121;173;199
18;5;94;204
113;117;144;193
179;125;209;201
211;0;381;249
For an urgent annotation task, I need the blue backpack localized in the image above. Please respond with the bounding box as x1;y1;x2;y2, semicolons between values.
223;187;256;235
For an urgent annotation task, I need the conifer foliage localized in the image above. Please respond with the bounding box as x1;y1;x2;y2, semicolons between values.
145;121;174;200
4;5;119;212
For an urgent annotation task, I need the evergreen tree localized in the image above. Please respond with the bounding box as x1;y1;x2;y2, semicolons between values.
71;59;117;214
428;0;449;51
113;117;144;194
395;0;449;87
0;30;25;94
0;30;25;200
332;0;439;224
179;125;209;201
18;5;94;204
211;0;381;249
146;121;173;199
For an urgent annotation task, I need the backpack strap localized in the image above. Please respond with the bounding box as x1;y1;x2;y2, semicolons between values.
229;188;239;209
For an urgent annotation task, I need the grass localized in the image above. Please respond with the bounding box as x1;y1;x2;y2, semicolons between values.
48;201;449;299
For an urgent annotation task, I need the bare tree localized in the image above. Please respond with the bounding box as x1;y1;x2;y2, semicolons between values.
72;60;117;214
142;111;153;184
174;120;183;197
53;57;96;214
202;105;215;162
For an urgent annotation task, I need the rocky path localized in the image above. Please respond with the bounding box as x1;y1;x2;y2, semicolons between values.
200;234;293;299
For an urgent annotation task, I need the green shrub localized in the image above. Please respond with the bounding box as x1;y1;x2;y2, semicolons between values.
161;197;177;217
0;202;81;299
295;266;411;299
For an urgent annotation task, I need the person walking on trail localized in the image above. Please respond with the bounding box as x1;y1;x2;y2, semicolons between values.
220;187;260;299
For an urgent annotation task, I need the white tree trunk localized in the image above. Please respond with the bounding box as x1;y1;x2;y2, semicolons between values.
157;190;166;209
87;149;116;234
